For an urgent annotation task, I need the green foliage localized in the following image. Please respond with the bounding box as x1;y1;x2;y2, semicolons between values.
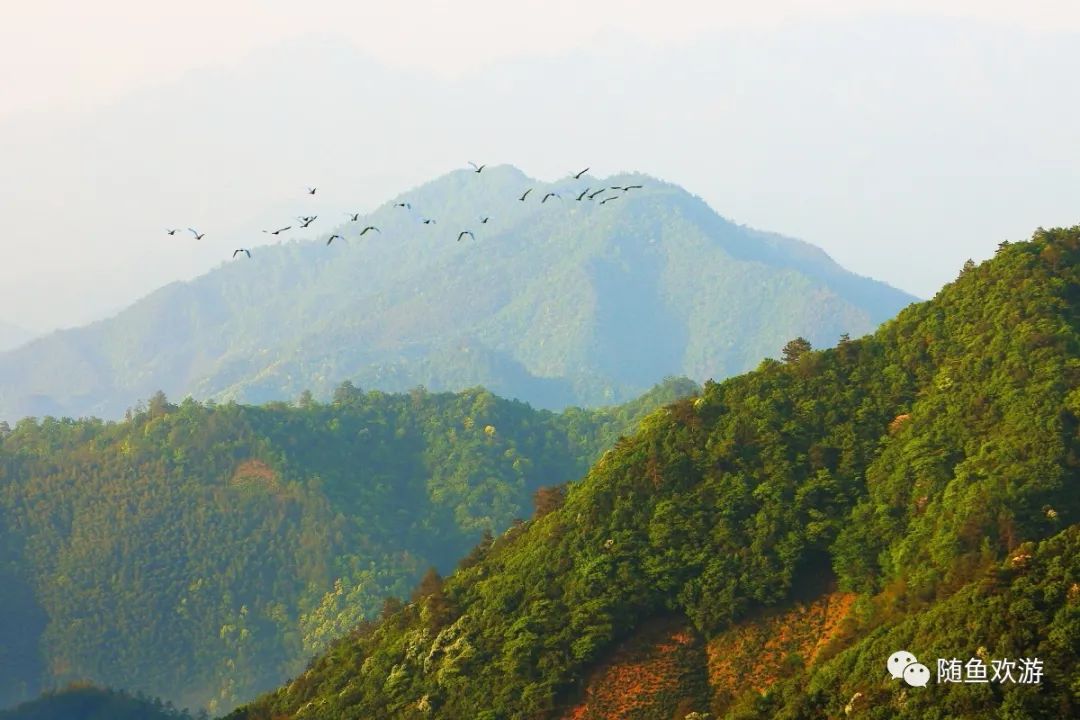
0;685;202;720
227;227;1079;719
0;378;696;712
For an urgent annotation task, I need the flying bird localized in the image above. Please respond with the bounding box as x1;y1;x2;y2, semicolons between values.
422;218;436;225
188;228;205;240
587;188;607;200
346;212;361;221
600;196;619;205
479;216;490;224
233;248;251;259
394;202;412;209
572;167;589;179
519;188;533;201
457;231;475;242
359;226;380;236
575;188;591;201
609;186;625;191
300;216;317;228
307;187;317;195
263;226;291;235
622;185;643;191
541;192;560;203
166;228;179;235
468;162;486;173
326;234;343;246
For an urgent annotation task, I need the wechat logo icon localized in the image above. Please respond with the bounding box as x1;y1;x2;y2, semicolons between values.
888;650;930;687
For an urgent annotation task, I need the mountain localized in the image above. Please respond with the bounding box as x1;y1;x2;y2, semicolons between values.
0;685;200;720
226;227;1080;719
0;322;32;354
0;377;695;713
0;166;914;421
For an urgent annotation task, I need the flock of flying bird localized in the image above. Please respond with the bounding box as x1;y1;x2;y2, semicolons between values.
167;164;644;260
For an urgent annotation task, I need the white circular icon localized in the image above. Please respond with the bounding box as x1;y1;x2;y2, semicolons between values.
903;662;931;687
887;650;917;679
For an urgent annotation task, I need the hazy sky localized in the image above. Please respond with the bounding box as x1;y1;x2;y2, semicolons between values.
5;1;1080;115
2;1;1079;332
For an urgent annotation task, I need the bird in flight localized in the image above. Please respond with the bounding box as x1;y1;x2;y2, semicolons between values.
299;216;318;228
326;234;343;246
394;202;411;209
622;185;644;191
600;196;619;205
422;218;436;225
575;188;591;201
166;228;180;235
359;226;380;236
541;192;560;203
457;230;475;242
307;187;317;195
188;228;206;240
479;216;490;224
587;188;607;200
609;186;625;191
519;188;533;201
263;226;291;235
346;212;361;222
233;248;251;259
468;162;486;173
572;167;589;179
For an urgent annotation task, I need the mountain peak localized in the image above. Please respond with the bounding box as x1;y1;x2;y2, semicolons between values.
0;170;913;422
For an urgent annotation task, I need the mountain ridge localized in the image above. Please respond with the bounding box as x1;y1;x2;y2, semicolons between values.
0;166;914;420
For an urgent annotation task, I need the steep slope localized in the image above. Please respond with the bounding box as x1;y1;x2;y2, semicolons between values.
226;227;1079;719
0;166;914;420
0;378;695;713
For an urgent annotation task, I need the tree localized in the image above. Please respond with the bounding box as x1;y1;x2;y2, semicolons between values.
411;568;444;602
332;381;362;406
532;484;566;518
148;390;173;418
297;389;315;409
781;337;812;364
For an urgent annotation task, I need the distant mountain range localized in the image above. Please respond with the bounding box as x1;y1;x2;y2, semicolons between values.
0;166;915;420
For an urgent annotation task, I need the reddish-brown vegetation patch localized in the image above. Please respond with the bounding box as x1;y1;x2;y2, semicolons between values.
230;459;281;491
707;592;856;713
562;617;710;720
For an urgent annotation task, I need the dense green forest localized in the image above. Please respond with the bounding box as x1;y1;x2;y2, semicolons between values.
0;165;913;421
0;377;696;713
227;227;1080;719
0;685;201;720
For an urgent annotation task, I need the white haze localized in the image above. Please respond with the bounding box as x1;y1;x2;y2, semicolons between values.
0;5;1078;331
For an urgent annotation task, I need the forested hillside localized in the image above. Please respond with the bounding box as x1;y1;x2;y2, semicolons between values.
0;377;696;713
0;685;200;720
227;227;1080;719
0;165;913;420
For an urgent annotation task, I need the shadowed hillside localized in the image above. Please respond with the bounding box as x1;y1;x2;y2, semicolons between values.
0;378;696;712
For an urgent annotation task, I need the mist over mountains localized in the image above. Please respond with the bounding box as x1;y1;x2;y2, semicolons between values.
0;166;914;420
4;19;1078;334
